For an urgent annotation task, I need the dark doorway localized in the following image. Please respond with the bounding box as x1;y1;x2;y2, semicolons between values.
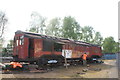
43;40;53;51
54;43;63;52
28;38;34;58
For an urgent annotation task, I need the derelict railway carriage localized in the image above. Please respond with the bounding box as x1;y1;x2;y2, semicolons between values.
13;30;102;67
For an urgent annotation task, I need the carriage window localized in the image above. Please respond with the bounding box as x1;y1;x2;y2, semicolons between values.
21;39;24;45
20;36;24;45
20;40;22;45
16;40;19;46
43;40;53;51
54;43;62;52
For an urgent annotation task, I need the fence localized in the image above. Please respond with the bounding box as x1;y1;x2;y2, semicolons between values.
102;53;116;60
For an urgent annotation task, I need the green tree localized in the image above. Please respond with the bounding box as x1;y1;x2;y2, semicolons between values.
62;16;81;40
113;42;120;53
102;36;116;53
29;12;46;34
28;27;37;33
2;48;7;53
6;40;13;53
2;40;13;57
81;26;94;43
45;18;62;37
92;32;103;45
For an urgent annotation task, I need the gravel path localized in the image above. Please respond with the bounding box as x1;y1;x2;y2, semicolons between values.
82;60;118;78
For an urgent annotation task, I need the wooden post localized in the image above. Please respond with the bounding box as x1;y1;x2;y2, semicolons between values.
64;46;68;69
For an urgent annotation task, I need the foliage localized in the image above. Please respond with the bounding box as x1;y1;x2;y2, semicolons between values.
6;40;13;53
80;26;103;46
2;40;13;57
81;26;94;43
92;32;103;45
28;27;37;33
0;11;8;38
29;12;46;34
112;42;120;53
28;15;103;45
28;14;103;45
45;17;62;37
62;16;81;40
102;36;117;53
2;48;7;53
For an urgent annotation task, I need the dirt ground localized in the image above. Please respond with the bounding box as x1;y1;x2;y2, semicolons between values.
0;60;118;78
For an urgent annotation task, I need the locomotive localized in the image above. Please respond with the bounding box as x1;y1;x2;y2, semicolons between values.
12;30;102;66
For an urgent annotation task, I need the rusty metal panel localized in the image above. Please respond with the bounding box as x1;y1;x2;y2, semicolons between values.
22;37;29;59
34;39;43;58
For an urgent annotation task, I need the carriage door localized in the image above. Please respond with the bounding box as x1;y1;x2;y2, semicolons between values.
19;36;24;58
14;36;24;59
28;38;34;58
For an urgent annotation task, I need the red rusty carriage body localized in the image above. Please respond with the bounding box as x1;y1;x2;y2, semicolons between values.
13;30;102;65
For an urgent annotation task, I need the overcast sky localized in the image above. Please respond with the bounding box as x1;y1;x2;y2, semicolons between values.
0;0;119;46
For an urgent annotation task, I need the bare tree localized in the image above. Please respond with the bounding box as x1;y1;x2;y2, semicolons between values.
0;11;8;38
